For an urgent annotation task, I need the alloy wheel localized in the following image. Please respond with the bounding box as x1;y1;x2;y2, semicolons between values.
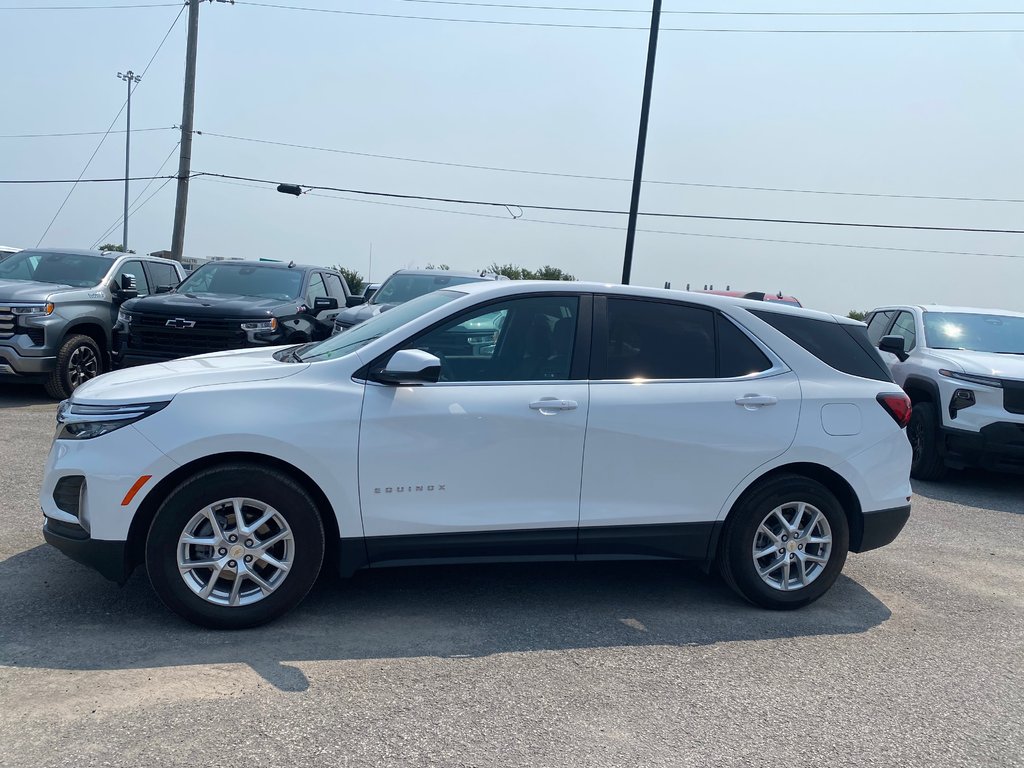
67;346;99;389
751;501;833;592
177;497;295;607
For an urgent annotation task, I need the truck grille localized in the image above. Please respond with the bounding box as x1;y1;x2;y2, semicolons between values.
127;314;247;358
0;307;13;340
1004;381;1024;415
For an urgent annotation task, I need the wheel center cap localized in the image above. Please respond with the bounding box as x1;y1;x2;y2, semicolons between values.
230;545;244;558
787;540;798;553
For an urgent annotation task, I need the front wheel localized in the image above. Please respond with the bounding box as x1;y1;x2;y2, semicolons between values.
719;475;849;610
146;464;325;629
908;401;948;481
44;334;103;399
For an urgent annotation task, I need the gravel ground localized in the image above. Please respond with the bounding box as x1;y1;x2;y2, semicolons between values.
0;385;1021;768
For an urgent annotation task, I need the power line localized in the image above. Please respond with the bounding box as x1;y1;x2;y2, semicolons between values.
91;142;181;248
231;2;1024;31
32;3;185;246
193;130;1024;204
12;168;1024;234
0;2;180;8
0;126;175;139
189;171;1024;233
394;1;1024;15
197;176;1024;262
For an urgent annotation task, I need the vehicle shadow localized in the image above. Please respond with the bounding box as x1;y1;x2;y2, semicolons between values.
0;384;55;410
914;469;1024;516
0;545;892;692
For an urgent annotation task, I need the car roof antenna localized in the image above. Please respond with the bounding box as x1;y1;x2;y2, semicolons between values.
288;260;296;268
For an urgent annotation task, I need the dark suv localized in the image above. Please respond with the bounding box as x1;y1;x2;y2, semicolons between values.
114;260;352;365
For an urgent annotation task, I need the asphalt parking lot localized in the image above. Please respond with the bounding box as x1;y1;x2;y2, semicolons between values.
0;385;1021;768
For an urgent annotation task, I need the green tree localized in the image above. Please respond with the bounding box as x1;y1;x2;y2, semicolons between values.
847;310;868;321
99;243;135;254
485;262;576;281
332;266;365;295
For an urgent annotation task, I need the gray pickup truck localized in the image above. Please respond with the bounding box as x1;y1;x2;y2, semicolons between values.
0;248;186;398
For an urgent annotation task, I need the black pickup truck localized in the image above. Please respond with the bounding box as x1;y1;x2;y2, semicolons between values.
113;260;354;366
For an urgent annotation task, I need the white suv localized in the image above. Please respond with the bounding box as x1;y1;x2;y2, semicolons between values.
865;305;1024;479
41;282;913;628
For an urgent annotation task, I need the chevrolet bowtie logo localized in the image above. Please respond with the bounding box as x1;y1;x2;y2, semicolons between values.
165;318;196;329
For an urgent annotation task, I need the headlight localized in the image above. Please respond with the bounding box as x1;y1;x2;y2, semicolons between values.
56;401;169;441
12;303;54;317
938;369;1003;388
241;318;278;332
117;309;132;325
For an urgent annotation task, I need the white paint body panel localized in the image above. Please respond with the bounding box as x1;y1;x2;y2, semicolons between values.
359;381;588;535
580;373;800;526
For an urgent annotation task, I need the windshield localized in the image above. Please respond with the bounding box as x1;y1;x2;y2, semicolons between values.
924;312;1024;355
300;289;464;362
177;263;304;300
371;273;482;305
0;250;111;287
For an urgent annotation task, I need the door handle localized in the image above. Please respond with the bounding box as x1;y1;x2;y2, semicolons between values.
529;399;579;412
735;394;777;409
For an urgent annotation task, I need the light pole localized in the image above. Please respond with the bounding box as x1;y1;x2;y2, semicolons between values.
117;70;141;251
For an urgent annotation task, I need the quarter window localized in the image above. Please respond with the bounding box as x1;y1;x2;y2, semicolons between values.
307;273;328;302
718;317;772;377
890;311;917;351
866;310;896;345
602;298;716;380
120;260;151;297
403;295;579;382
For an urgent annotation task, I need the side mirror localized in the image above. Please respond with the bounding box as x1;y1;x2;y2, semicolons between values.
346;295;366;308
120;273;137;291
313;296;339;313
879;335;909;362
375;349;441;385
155;285;173;294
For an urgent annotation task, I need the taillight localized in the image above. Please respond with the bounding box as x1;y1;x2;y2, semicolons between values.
877;392;912;429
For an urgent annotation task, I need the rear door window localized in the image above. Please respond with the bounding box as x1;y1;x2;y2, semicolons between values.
599;298;716;380
752;310;894;382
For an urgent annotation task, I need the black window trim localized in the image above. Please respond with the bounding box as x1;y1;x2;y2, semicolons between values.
358;291;593;385
590;294;788;383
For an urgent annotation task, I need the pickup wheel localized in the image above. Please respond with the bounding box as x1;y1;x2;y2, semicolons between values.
145;464;325;629
907;401;947;481
44;334;103;399
719;475;849;610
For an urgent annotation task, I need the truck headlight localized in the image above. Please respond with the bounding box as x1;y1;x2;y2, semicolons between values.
938;369;1003;388
56;401;169;441
12;303;54;317
117;309;132;325
241;318;278;332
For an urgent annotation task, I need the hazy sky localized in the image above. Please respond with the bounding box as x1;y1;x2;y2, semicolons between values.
3;0;1024;314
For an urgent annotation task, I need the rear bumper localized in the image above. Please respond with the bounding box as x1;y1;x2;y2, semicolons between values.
943;422;1024;473
850;504;910;553
42;518;131;584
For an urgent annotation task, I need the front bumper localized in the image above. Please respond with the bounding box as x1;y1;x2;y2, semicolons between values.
0;344;56;377
943;422;1024;473
42;518;131;584
850;504;911;553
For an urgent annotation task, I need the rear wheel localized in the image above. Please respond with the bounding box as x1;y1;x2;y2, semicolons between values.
907;401;947;481
44;334;103;399
146;464;325;629
720;475;849;610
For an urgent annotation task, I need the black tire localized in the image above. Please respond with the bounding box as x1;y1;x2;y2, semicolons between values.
907;401;948;481
146;463;325;629
719;475;850;610
44;334;103;399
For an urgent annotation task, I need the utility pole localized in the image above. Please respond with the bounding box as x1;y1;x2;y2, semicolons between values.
170;0;200;262
621;0;662;286
117;70;141;251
